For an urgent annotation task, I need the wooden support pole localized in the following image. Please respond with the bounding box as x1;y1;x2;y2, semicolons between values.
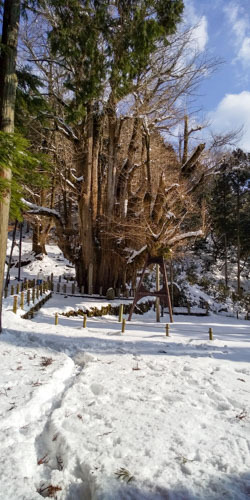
209;327;213;341
13;296;18;313
118;304;123;323
55;313;58;325
161;260;174;323
27;289;30;306
32;287;35;303
11;285;14;295
156;264;160;323
128;260;148;321
4;288;8;298
16;283;20;295
122;319;126;333
165;324;170;336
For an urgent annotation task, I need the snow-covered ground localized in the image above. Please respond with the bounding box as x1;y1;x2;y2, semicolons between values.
1;238;250;499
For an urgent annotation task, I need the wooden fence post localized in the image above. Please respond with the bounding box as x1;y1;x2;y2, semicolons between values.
13;296;18;313
118;304;123;323
209;327;213;340
83;314;87;328
20;291;24;309
122;319;126;333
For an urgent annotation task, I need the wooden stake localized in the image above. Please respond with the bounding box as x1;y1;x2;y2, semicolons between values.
13;296;18;313
209;327;213;340
4;288;8;298
27;289;30;306
165;324;170;336
118;304;123;322
55;313;58;325
83;314;87;328
20;291;24;309
11;285;14;295
32;287;35;303
122;319;126;333
16;283;20;295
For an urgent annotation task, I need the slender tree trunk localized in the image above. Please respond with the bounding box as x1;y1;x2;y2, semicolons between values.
17;221;23;281
224;233;228;288
5;219;17;287
155;264;160;322
0;0;20;332
182;115;188;165
236;185;241;295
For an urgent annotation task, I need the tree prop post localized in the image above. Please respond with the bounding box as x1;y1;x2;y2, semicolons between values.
128;255;173;323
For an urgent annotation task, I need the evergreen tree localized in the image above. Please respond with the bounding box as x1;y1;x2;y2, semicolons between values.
209;149;250;293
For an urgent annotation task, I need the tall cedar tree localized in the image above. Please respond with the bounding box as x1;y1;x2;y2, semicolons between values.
0;0;21;332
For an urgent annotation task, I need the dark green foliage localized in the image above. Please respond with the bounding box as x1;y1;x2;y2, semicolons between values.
15;66;50;134
47;0;184;120
0;131;51;219
210;149;250;259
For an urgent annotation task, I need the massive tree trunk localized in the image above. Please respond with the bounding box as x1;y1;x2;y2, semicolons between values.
0;0;20;332
77;110;96;287
32;221;47;255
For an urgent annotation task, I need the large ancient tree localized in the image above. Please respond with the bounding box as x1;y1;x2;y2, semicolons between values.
21;1;214;293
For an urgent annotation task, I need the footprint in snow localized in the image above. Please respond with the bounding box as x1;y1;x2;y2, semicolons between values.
90;383;104;396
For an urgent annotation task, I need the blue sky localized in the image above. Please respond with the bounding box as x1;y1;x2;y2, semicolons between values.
185;0;250;150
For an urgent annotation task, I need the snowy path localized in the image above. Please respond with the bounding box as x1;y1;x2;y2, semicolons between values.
1;294;250;499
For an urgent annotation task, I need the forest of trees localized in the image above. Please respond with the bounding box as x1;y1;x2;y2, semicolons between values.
0;0;249;331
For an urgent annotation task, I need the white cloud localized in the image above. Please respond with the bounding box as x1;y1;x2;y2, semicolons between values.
208;91;250;150
191;16;208;53
238;37;250;65
224;3;248;43
223;2;250;66
184;0;208;53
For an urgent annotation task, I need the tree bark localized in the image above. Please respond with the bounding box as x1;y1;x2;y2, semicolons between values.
0;0;20;332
